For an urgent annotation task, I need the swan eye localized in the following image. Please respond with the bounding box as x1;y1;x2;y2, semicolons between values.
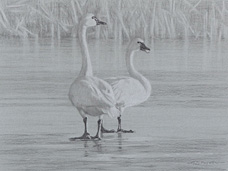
92;16;98;21
137;41;142;44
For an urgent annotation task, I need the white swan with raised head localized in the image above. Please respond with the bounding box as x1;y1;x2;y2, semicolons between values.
68;13;119;140
102;38;151;133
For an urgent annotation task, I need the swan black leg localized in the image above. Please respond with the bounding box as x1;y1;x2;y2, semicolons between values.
69;117;91;141
117;116;134;133
91;119;102;140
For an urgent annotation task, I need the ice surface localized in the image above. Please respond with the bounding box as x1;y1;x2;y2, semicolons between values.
0;38;228;171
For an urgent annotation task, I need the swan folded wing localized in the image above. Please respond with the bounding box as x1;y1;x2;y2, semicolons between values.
95;78;117;106
70;78;117;108
105;77;146;107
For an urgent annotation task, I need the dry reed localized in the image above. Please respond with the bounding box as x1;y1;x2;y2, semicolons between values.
0;0;228;40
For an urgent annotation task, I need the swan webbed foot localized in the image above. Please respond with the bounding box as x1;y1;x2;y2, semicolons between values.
69;132;92;141
117;129;134;133
101;125;116;133
91;135;102;141
116;116;134;133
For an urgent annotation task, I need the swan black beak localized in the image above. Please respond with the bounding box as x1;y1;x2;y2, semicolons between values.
140;43;150;53
96;20;107;25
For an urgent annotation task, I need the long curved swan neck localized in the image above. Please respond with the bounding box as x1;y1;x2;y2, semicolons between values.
126;49;151;92
126;50;138;78
78;21;93;77
126;50;143;82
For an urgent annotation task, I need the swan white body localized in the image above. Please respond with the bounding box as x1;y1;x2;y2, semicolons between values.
68;14;119;140
104;38;151;132
69;76;119;118
105;76;151;108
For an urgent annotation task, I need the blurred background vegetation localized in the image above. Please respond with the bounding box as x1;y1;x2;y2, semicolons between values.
0;0;228;40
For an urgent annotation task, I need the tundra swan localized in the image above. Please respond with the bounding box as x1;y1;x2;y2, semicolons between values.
103;38;151;133
69;13;119;140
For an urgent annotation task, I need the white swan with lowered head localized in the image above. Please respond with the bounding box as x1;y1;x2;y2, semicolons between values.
68;13;120;140
102;38;151;133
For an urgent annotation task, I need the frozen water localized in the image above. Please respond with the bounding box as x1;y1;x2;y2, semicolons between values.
0;38;228;171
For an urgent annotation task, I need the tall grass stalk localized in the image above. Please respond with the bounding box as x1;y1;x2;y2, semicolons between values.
0;0;228;40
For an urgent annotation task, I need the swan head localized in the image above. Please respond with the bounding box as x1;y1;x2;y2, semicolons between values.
82;13;107;27
128;38;150;53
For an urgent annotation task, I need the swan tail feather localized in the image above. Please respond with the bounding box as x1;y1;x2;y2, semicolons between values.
103;106;121;118
116;102;125;109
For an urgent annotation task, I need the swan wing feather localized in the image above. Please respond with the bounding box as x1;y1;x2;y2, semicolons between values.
69;76;116;108
105;77;146;107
